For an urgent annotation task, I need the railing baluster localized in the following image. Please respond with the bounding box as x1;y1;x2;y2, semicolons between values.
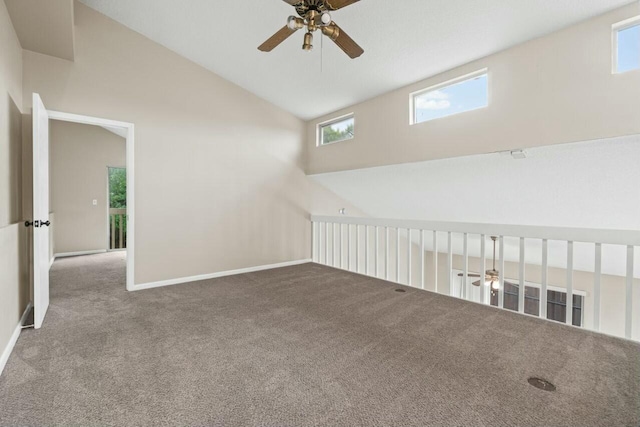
347;224;352;271
375;226;379;278
448;232;453;296
332;223;337;267
407;229;412;286
462;233;468;299
120;215;124;249
626;245;634;339
420;230;425;290
566;241;574;325
365;226;369;275
320;223;323;265
338;224;342;269
593;243;601;331
498;236;505;309
541;239;548;319
433;232;438;293
385;227;390;281
325;222;330;266
519;237;525;314
312;222;316;262
356;225;360;273
396;228;400;283
111;214;116;249
480;234;486;304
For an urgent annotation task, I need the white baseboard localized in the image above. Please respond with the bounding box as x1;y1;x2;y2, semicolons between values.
132;258;312;292
54;249;107;259
0;302;33;377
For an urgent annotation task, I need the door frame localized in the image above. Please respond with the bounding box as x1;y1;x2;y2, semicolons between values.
47;110;135;291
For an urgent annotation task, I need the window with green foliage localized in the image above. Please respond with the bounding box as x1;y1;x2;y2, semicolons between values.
108;167;127;248
318;114;354;146
109;167;126;208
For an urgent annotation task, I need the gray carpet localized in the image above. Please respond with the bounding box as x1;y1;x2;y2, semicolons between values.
0;252;639;427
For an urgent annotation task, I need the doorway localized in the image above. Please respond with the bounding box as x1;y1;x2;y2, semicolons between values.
31;93;135;329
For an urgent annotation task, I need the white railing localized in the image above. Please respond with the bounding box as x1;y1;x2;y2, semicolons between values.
109;208;127;250
311;215;640;341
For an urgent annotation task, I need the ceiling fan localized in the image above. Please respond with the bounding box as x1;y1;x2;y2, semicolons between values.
258;0;364;59
457;236;517;291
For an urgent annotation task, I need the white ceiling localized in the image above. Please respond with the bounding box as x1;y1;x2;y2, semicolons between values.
78;0;634;120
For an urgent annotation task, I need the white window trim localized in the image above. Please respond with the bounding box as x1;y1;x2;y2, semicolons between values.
612;15;640;74
316;113;355;147
409;68;489;125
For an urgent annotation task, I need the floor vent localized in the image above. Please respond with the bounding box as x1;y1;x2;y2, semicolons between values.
395;289;406;293
528;377;556;392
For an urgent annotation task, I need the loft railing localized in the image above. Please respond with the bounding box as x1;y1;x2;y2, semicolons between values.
109;208;127;250
310;215;640;341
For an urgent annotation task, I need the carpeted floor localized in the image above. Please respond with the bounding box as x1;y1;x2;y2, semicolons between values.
0;252;639;427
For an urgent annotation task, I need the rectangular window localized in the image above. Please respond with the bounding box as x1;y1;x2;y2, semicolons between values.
411;70;488;125
490;284;584;327
614;18;640;73
455;270;586;327
317;114;355;146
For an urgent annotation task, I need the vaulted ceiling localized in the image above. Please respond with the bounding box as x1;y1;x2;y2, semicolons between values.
79;0;634;120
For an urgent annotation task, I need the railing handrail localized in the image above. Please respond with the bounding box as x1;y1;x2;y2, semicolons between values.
310;215;640;246
109;208;127;215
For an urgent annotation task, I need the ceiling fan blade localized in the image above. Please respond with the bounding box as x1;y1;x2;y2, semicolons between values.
258;25;297;52
457;273;482;277
323;22;364;58
472;280;482;287
324;0;360;10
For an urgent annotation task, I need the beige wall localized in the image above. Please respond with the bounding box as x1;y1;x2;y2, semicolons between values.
306;3;640;174
21;1;357;285
4;0;75;61
50;121;125;254
0;0;29;364
0;0;23;228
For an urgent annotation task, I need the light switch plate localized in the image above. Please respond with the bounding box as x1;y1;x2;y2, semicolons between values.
92;199;97;206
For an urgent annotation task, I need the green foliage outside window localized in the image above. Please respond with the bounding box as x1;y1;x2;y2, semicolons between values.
109;168;126;208
109;168;127;237
322;121;354;145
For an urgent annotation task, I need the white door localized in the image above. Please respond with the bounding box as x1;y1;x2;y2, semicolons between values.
32;93;50;329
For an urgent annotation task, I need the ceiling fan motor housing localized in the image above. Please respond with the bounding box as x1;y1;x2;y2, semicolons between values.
294;0;331;17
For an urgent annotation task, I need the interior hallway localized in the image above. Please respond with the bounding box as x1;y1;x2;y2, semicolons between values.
0;252;638;426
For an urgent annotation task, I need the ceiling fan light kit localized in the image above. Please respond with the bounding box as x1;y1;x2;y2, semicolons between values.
303;32;314;51
258;0;364;59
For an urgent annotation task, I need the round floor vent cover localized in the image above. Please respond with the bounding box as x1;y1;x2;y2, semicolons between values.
528;377;556;392
395;289;406;293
